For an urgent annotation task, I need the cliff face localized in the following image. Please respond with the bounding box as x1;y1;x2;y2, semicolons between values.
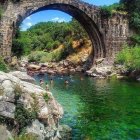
0;71;70;140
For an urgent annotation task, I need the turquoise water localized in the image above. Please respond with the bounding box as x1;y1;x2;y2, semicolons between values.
34;74;140;140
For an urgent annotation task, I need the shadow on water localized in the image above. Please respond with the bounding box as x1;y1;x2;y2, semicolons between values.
34;74;140;140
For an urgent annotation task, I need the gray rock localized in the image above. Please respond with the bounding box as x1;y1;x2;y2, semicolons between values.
9;71;35;84
0;101;15;119
0;71;64;140
58;125;72;140
1;80;15;102
26;120;46;140
0;125;14;140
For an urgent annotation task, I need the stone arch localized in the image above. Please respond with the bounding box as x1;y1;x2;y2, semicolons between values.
13;1;106;61
0;0;130;63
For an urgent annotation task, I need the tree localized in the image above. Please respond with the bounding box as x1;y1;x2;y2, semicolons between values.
120;0;140;32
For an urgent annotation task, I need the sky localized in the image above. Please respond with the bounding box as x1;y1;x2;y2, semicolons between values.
21;0;119;31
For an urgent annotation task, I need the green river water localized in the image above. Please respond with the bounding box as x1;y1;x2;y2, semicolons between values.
34;74;140;140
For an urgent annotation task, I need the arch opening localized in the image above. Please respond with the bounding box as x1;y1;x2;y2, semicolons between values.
13;2;106;69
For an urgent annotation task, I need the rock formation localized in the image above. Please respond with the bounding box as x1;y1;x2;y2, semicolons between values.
0;71;71;140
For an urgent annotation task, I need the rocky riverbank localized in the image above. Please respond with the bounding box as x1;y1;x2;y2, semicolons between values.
86;58;140;81
21;60;83;76
10;56;140;81
0;71;71;140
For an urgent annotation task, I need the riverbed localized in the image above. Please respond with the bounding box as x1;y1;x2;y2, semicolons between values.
34;74;140;140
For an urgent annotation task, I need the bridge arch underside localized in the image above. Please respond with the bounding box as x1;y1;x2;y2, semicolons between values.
17;3;106;61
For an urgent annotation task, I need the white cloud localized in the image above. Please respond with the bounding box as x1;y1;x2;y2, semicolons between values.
27;16;31;20
26;22;32;27
52;17;66;23
20;27;27;31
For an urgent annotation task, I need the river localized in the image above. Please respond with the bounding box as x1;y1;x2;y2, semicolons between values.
34;73;140;140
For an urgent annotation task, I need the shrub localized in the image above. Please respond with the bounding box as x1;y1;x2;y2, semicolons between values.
100;3;125;18
0;115;14;127
115;45;140;70
28;51;47;62
15;103;37;133
28;47;66;63
130;34;140;46
43;93;50;103
0;57;8;72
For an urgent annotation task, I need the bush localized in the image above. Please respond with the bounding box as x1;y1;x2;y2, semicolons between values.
130;34;140;45
115;45;140;70
28;46;66;63
43;93;50;103
28;51;47;62
0;57;8;72
15;103;37;133
100;3;125;18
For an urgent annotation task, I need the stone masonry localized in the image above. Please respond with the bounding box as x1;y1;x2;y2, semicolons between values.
0;0;130;60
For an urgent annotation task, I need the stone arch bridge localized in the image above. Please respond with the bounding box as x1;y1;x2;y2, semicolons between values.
0;0;130;61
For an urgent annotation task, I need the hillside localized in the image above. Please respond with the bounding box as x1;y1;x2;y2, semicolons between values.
12;19;92;65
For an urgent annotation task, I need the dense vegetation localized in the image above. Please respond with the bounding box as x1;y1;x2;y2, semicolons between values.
12;19;88;62
100;3;125;18
116;45;140;70
120;0;140;33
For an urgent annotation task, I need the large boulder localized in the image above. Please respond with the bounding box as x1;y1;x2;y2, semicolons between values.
26;120;46;140
27;64;41;71
86;66;113;78
0;71;64;140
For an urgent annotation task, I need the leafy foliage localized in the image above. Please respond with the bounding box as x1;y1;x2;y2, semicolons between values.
120;0;140;33
0;57;8;72
100;3;125;18
15;103;37;132
115;45;140;70
43;93;50;103
12;19;88;59
130;34;140;46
